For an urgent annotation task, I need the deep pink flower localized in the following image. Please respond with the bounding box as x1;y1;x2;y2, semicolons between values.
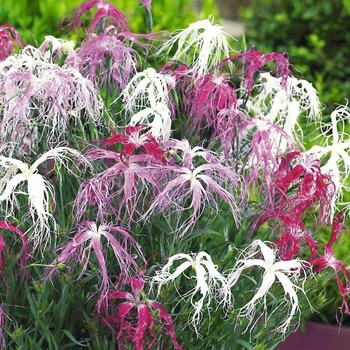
0;24;24;61
62;0;130;36
45;221;144;298
99;276;183;350
311;212;350;316
0;221;30;279
184;73;238;135
273;151;335;223
220;47;292;96
103;125;166;161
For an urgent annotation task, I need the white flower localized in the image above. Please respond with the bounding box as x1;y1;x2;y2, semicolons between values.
0;146;91;248
227;240;311;336
122;67;175;112
156;16;232;75
306;104;350;214
152;251;231;336
129;99;172;140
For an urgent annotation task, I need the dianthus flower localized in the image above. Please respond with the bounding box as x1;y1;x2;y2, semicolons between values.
0;24;24;61
45;221;144;299
0;146;91;248
156;16;232;75
152;251;231;336
99;276;183;350
228;240;311;336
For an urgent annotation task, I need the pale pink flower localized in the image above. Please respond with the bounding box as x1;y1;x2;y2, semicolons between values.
0;47;104;151
66;26;138;89
45;221;144;299
143;145;242;235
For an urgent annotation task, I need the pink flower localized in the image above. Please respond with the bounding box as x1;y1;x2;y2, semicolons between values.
45;221;144;299
0;221;30;279
221;48;292;96
99;276;183;350
62;0;130;36
143;145;242;234
67;26;137;89
0;24;24;61
75;148;161;224
311;212;350;317
184;73;238;136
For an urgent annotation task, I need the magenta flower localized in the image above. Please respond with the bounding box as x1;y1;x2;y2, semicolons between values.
184;73;238;136
63;0;130;36
99;276;183;350
45;221;144;298
272;151;335;223
0;24;24;61
221;48;292;96
0;221;30;279
311;212;350;316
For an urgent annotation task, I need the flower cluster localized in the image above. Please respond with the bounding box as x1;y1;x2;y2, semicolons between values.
0;1;349;349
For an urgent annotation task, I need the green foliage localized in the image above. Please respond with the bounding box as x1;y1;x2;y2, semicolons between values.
242;0;350;114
